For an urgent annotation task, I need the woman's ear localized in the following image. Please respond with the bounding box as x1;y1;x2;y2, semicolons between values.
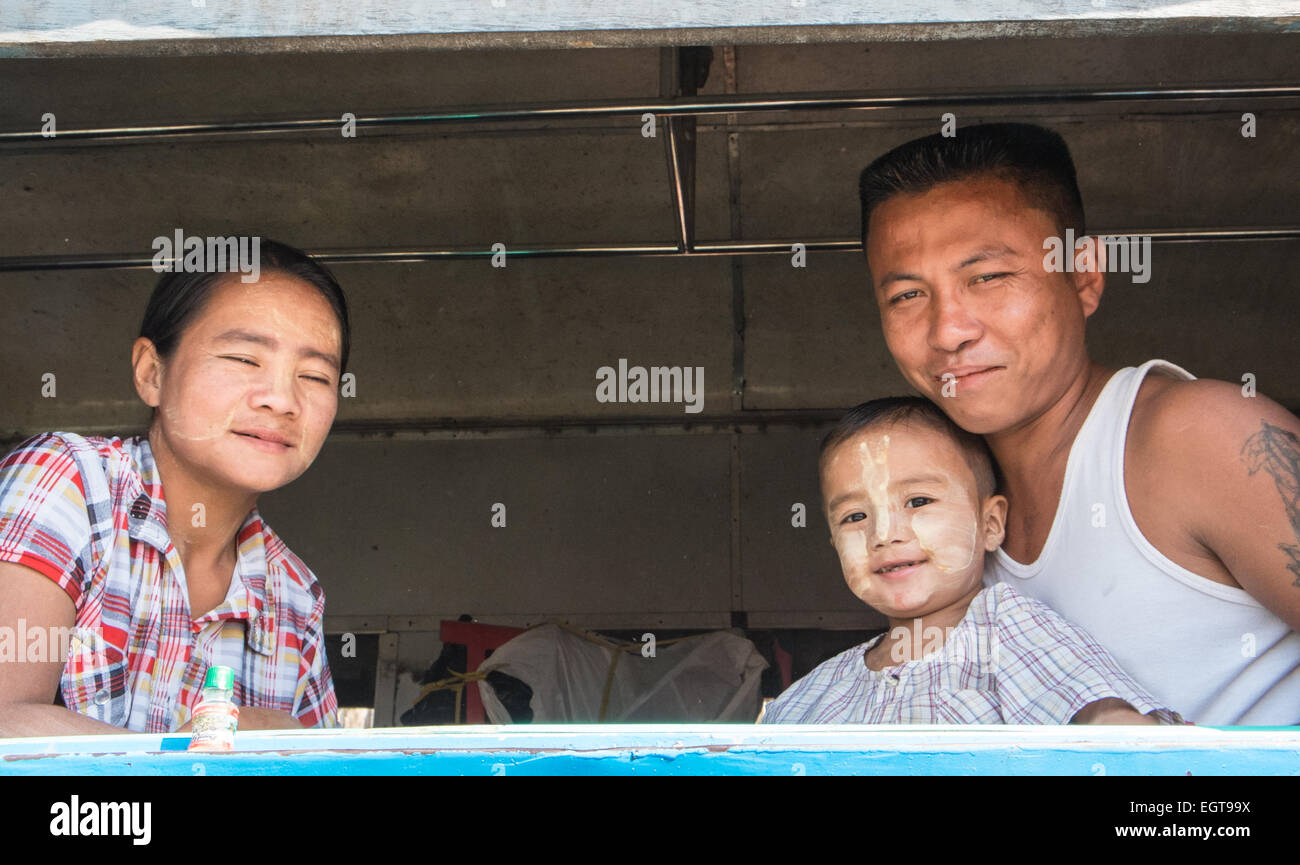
982;494;1009;551
131;337;163;408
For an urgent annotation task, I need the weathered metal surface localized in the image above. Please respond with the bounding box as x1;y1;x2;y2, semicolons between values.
0;724;1296;775
1;1;1298;58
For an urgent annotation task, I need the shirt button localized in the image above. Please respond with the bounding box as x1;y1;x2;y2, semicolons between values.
93;689;111;706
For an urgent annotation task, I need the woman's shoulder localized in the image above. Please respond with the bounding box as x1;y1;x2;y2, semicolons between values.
1;431;138;488
3;430;136;467
1;432;153;530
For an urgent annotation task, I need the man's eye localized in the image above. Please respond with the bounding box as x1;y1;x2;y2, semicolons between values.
905;496;933;508
973;273;1008;284
301;375;331;385
222;356;257;366
888;289;922;305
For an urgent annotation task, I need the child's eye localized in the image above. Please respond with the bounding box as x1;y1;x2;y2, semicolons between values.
301;375;331;385
905;496;933;508
842;512;867;524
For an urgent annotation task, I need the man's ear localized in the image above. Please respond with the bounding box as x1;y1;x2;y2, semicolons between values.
1074;235;1106;319
982;494;1009;551
131;337;163;408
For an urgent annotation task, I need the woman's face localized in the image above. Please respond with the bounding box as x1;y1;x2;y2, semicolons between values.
137;273;343;495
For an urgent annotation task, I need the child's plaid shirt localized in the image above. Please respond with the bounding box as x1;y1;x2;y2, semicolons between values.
763;582;1183;724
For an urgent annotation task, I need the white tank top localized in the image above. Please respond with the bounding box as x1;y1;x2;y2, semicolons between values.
985;359;1300;725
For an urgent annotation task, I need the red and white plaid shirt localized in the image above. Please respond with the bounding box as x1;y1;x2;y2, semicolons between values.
0;432;338;732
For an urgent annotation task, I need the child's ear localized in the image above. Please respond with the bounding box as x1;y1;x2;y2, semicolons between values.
982;494;1009;550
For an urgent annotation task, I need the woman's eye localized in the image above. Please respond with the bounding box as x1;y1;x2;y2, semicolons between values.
905;496;933;508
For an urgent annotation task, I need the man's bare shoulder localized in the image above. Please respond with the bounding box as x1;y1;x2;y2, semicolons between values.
1127;372;1300;623
1130;374;1298;470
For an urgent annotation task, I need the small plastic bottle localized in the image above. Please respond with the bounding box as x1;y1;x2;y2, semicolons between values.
187;665;240;751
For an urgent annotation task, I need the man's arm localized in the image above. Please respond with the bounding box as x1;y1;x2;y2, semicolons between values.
1136;379;1300;632
0;562;123;737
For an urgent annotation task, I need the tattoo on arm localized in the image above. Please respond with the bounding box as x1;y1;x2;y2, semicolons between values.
1241;420;1300;587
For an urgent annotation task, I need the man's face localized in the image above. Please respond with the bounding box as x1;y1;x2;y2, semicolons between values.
144;274;342;495
821;421;1004;621
866;175;1097;435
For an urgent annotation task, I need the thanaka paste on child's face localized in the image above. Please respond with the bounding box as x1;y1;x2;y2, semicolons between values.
823;422;984;620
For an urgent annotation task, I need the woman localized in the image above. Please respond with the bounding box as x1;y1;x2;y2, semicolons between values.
0;239;349;735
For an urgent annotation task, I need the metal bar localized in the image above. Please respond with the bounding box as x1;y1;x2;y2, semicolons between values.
2;229;1295;273
2;86;1297;145
660;48;692;253
665;116;693;252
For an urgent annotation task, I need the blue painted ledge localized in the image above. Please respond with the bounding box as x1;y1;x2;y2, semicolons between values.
1;724;1297;775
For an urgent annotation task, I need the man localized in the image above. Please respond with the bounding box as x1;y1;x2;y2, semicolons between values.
858;122;1299;724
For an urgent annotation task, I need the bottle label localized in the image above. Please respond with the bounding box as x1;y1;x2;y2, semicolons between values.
188;702;240;751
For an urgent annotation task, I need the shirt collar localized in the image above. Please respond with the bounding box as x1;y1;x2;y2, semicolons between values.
125;435;276;625
125;435;170;549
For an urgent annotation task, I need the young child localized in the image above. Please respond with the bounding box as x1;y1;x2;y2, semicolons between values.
763;396;1182;725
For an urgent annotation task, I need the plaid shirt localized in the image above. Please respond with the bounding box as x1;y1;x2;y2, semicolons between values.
0;432;338;732
763;582;1183;724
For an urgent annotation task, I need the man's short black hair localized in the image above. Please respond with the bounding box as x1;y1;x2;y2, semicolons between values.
819;396;1000;502
859;122;1085;248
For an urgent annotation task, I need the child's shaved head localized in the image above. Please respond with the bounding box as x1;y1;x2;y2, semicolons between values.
820;396;999;501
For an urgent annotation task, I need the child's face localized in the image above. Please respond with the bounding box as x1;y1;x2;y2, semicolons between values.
821;420;1007;621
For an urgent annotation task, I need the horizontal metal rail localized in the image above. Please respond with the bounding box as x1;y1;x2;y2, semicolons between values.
2;86;1297;145
1;229;1296;273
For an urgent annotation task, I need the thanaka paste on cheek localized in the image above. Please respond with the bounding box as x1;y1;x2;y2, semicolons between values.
910;473;980;574
161;403;239;442
833;529;869;591
829;427;985;615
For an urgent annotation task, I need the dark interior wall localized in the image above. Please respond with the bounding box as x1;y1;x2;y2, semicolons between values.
2;34;1297;717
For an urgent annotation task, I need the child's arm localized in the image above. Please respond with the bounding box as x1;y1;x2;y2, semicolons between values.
1070;697;1161;725
985;584;1186;724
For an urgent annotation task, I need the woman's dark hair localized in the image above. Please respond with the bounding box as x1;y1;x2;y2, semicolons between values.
819;396;1001;500
859;122;1085;248
139;237;350;374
